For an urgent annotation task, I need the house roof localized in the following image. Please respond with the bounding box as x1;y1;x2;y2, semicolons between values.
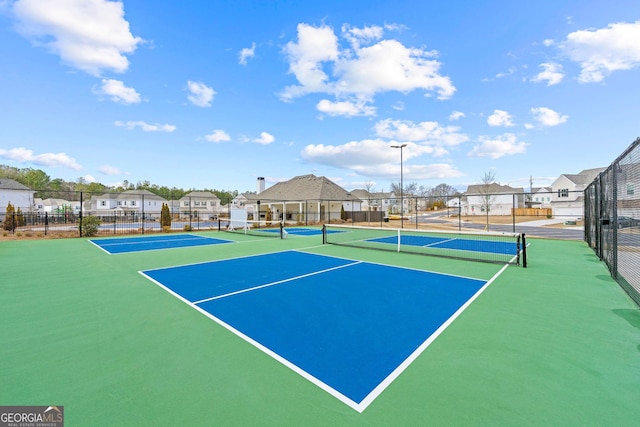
119;189;167;201
251;174;351;201
465;183;524;194
182;191;219;200
561;167;606;185
349;189;377;200
0;178;31;191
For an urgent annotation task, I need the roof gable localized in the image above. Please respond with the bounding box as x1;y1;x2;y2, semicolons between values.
0;179;32;191
465;183;524;194
255;174;350;200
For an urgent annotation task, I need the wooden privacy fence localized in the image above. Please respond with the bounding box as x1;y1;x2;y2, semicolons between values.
511;208;552;216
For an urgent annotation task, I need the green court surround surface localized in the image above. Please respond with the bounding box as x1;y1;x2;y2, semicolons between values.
1;231;639;426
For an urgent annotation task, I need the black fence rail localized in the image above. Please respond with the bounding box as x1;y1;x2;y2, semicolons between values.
2;188;587;240
584;137;640;306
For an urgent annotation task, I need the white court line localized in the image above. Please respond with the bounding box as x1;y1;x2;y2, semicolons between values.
88;239;113;254
139;250;512;412
95;235;213;247
420;237;456;248
355;261;512;411
192;260;362;304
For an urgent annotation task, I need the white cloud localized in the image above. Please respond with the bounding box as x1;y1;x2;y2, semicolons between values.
12;0;143;76
0;147;82;170
341;23;384;49
561;21;640;83
115;121;176;132
468;134;528;159
487;110;515;127
531;62;564;86
253;132;275;145
300;139;463;179
99;165;123;175
82;174;96;183
205;130;231;143
316;99;376;117
239;42;256;65
374;118;468;147
280;23;455;104
96;79;141;104
449;111;465;121
392;101;404;111
187;81;215;107
530;107;568;127
281;23;339;100
495;66;517;79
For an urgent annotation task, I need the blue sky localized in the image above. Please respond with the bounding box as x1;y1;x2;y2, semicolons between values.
0;1;639;194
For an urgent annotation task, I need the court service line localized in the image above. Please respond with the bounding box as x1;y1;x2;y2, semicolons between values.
420;237;456;248
95;235;210;247
192;261;363;305
356;260;512;412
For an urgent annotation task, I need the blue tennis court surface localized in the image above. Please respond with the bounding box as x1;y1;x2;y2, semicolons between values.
90;234;231;254
283;227;323;236
140;250;490;411
369;234;517;255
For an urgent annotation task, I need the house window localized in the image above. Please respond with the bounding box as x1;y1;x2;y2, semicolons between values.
100;201;106;207
131;201;136;206
195;201;201;206
117;201;122;206
558;189;569;197
627;184;635;195
184;201;189;207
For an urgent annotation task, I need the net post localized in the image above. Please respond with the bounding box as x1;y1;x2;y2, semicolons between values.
521;233;527;268
279;222;284;239
322;224;326;244
397;228;401;252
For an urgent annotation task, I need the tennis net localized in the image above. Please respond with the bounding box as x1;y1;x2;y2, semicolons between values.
218;219;284;238
322;224;527;266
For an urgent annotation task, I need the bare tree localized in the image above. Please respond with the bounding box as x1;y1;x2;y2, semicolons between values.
479;170;497;230
364;181;375;220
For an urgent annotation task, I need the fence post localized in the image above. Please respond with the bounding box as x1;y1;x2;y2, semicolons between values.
78;192;83;237
512;193;516;233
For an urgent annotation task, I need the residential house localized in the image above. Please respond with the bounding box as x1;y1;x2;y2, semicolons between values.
349;189;406;215
0;178;35;210
549;167;606;218
34;198;81;214
179;191;221;219
243;174;359;223
91;190;168;218
529;187;553;208
462;183;525;216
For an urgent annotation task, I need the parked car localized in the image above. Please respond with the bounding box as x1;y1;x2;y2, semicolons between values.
617;216;640;228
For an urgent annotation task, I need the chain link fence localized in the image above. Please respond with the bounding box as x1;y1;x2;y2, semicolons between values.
585;137;640;306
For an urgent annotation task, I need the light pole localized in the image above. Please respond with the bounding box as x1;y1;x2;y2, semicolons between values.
391;143;407;228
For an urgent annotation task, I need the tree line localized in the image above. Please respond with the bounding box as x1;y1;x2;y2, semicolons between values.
0;164;238;204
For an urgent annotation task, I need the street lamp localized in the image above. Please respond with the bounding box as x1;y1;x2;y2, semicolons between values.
391;143;407;228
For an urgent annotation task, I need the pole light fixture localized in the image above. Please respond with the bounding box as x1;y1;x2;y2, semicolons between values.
391;143;407;228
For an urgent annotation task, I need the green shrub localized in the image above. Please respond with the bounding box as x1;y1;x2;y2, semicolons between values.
161;203;172;229
79;216;101;237
3;202;15;231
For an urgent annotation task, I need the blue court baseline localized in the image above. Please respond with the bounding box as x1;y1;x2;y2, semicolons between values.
369;234;517;255
90;234;231;254
141;250;489;411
